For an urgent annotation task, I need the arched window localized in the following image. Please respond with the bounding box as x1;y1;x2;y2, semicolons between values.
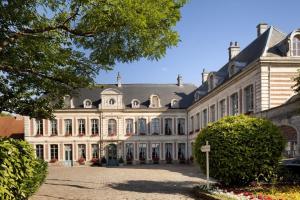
209;74;214;90
171;99;179;108
194;91;201;101
131;99;140;108
108;119;117;136
150;95;160;108
292;35;300;56
109;98;115;105
83;99;92;108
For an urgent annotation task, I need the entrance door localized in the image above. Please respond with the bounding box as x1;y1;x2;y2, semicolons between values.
64;144;73;167
107;144;118;166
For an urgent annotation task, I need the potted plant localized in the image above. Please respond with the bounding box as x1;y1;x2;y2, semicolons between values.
91;158;99;166
166;152;172;164
189;156;194;164
126;153;133;164
50;158;58;163
152;156;159;164
139;153;146;164
100;156;107;166
118;156;124;166
78;157;85;165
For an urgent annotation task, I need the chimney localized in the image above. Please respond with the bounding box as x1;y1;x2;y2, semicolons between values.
177;74;183;86
117;72;121;87
256;23;268;37
202;69;209;84
228;41;240;60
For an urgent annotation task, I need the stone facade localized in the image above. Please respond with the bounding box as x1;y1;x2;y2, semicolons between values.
24;23;300;165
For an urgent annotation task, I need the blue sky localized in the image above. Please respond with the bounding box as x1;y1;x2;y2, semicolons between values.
96;0;300;86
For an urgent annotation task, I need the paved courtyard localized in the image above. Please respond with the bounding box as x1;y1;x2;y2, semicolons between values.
31;164;207;200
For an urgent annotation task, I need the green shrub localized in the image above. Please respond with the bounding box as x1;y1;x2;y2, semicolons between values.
194;115;285;186
0;138;48;199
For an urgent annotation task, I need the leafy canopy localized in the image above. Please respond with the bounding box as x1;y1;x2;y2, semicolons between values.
0;0;187;118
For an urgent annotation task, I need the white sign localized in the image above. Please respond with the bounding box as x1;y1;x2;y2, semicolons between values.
201;145;210;152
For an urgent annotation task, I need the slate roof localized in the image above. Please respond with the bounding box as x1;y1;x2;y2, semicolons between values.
192;26;288;103
71;84;197;109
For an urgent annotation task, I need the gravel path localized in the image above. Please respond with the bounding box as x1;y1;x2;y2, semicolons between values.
30;164;207;200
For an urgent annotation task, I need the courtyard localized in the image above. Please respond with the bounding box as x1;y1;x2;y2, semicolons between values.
30;164;207;200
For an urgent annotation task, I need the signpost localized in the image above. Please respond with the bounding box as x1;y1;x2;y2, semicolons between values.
201;141;210;189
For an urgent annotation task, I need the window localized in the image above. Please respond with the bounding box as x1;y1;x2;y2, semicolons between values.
219;99;226;118
91;144;99;159
292;35;300;56
126;143;134;160
210;105;216;122
164;118;172;135
209;75;214;90
125;119;134;135
108;119;117;136
196;113;200;130
51;119;57;135
230;93;239;115
50;144;58;160
171;99;179;108
190;116;194;133
78;144;86;159
78;119;86;135
244;85;254;113
36;119;43;135
109;98;115;105
138;118;147;135
177;118;185;135
202;109;208;128
151;143;160;159
91;119;99;135
194;91;201;101
229;65;236;77
178;143;186;160
84;99;92;108
36;145;44;159
64;119;72;135
132;99;140;108
151;118;160;135
139;143;147;160
150;95;160;108
165;143;173;160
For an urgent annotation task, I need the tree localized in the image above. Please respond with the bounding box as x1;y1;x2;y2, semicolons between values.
294;69;300;94
0;0;187;118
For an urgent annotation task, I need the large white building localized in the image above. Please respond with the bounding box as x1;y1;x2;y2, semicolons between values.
24;23;300;166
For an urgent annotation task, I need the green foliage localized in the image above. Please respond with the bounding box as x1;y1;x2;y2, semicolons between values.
0;0;187;118
194;115;285;186
0;138;48;199
294;69;300;93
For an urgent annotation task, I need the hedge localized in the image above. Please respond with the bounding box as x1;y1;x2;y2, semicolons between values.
194;115;285;186
0;138;48;199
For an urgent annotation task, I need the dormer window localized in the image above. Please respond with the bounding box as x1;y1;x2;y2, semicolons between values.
150;95;161;108
83;99;92;108
208;73;215;91
292;35;300;56
131;99;140;108
194;91;201;101
171;99;179;108
64;95;71;108
229;64;236;77
109;98;115;105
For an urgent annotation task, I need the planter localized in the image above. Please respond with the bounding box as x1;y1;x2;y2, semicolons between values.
78;157;85;165
139;158;146;164
152;157;159;164
50;158;58;163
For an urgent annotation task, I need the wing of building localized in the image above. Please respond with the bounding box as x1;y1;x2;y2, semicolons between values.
24;23;300;166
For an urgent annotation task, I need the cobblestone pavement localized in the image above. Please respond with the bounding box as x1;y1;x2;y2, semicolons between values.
30;164;207;200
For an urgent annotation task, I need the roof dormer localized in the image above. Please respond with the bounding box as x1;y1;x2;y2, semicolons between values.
149;94;161;108
287;29;300;57
83;99;92;108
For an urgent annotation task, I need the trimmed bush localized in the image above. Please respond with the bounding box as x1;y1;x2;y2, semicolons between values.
0;138;48;199
194;115;285;186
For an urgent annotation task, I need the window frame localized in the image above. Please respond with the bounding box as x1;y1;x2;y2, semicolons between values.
108;119;117;136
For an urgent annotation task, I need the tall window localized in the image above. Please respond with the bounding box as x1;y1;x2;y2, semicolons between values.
125;119;133;135
244;85;254;113
91;144;99;159
231;93;239;115
138;118;146;135
78;144;86;159
151;143;160;159
36;144;44;159
177;118;185;135
202;109;208;128
108;119;117;136
178;143;186;160
64;119;72;135
219;99;226;118
190;116;194;133
196;113;200;130
292;35;300;56
64;95;71;108
151;118;160;135
164;118;172;135
126;143;134;160
165;143;173;160
91;119;99;135
50;144;58;160
36;119;43;135
51;119;57;135
210;105;216;122
151;95;160;107
78;119;86;135
209;75;214;90
139;143;147;160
